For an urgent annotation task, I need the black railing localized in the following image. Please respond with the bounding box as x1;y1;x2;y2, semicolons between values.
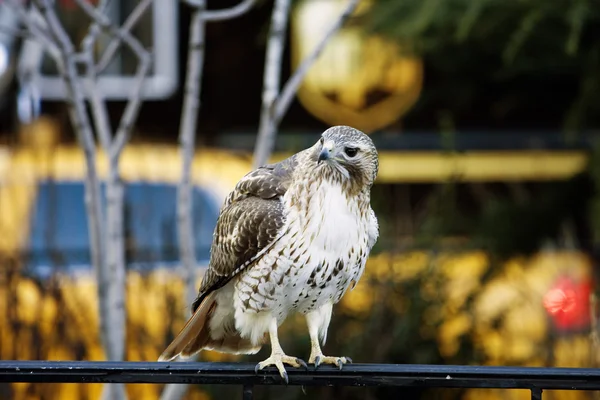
1;361;600;399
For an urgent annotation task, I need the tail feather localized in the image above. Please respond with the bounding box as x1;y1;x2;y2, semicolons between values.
158;291;217;362
159;289;267;361
184;333;264;357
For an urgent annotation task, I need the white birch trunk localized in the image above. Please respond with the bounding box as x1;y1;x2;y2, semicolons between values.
178;6;205;314
253;0;291;169
164;2;256;399
101;163;127;400
163;12;205;400
273;0;360;123
26;2;109;357
15;2;152;399
253;0;360;168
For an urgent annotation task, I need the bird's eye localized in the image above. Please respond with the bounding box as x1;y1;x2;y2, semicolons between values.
344;147;358;157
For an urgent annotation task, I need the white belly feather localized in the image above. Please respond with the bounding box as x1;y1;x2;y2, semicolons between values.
232;180;375;344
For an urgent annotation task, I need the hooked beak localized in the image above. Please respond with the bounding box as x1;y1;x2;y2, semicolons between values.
318;148;330;164
318;140;334;164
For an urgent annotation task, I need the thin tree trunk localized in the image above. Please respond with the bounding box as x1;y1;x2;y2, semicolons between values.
164;2;256;400
102;162;127;400
178;6;205;314
30;2;151;399
164;15;204;400
273;0;360;123
29;1;108;348
252;0;360;168
100;22;150;400
176;0;258;312
253;0;291;169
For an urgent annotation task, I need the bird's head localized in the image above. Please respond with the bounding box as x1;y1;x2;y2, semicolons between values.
312;125;379;190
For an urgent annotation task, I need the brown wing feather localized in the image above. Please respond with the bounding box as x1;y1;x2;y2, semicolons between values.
224;153;298;206
191;153;299;312
159;153;302;361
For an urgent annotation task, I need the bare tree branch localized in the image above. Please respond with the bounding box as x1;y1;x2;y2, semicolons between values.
95;0;152;74
110;54;151;158
274;0;360;123
162;1;258;398
0;24;34;40
252;0;291;169
20;3;152;400
31;3;124;398
75;0;149;60
193;0;256;21
25;5;108;392
28;0;106;289
176;6;205;319
7;0;61;58
75;7;152;394
75;0;152;158
253;0;360;168
176;0;258;319
81;25;112;151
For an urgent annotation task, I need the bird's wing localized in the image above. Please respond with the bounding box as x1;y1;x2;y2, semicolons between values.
191;153;300;311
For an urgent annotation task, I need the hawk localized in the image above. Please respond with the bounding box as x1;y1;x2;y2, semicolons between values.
159;126;379;382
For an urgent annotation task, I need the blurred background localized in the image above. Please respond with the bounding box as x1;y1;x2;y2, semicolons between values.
1;0;600;399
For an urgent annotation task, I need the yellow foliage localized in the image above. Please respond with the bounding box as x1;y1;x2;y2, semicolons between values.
1;228;595;400
464;389;533;400
391;251;430;281
474;281;520;323
346;248;594;380
438;313;472;357
340;279;376;316
16;279;41;325
439;251;489;280
1;270;212;400
554;337;592;367
502;305;546;341
478;331;505;362
505;337;537;362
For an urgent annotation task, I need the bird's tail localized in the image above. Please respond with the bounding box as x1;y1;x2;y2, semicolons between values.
158;290;263;362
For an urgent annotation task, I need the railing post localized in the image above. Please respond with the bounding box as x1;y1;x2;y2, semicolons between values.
242;384;254;400
531;388;542;400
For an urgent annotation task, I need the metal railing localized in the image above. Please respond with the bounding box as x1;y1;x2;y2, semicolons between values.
2;361;600;399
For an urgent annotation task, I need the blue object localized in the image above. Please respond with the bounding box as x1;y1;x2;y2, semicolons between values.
25;181;219;277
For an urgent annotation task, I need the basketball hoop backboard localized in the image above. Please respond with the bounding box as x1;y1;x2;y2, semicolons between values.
18;0;178;101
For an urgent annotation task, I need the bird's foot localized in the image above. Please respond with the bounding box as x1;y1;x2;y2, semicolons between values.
255;353;308;384
309;353;352;370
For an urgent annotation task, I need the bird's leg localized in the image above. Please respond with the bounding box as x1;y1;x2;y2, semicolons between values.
306;309;352;370
255;318;307;383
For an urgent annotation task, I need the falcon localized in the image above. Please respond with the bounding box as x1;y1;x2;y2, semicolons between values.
159;125;379;382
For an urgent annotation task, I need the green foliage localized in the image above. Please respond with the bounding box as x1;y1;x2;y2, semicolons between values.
588;145;600;246
415;182;471;247
364;0;600;132
367;0;596;63
472;176;589;258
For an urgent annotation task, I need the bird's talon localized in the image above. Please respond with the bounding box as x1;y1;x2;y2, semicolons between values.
255;353;304;383
297;358;308;370
311;355;352;369
281;369;289;384
314;355;322;369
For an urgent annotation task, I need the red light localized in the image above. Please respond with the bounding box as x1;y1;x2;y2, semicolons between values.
543;288;576;314
543;276;591;332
